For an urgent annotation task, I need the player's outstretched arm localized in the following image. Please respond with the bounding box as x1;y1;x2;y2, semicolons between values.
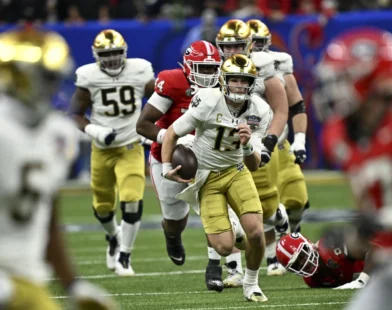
285;73;307;164
136;103;165;142
264;76;289;138
46;198;116;309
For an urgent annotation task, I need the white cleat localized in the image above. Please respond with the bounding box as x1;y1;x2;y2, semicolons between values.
106;231;121;271
115;252;135;276
267;257;287;276
333;280;366;290
243;284;268;302
223;267;244;288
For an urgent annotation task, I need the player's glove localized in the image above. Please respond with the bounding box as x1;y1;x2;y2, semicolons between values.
140;136;153;146
290;132;307;164
68;280;116;310
85;124;117;146
260;134;278;165
177;134;195;148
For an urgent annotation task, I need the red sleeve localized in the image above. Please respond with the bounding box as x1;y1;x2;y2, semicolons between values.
154;70;175;100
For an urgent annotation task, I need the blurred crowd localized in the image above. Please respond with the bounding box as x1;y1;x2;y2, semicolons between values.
1;0;392;25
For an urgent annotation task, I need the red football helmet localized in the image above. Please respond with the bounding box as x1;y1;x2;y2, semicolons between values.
313;27;392;121
276;233;319;278
181;40;222;88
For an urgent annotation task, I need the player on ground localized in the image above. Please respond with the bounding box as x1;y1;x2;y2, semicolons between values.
69;29;155;276
162;54;272;302
0;28;115;310
276;233;368;288
313;27;392;291
136;40;222;267
246;19;310;275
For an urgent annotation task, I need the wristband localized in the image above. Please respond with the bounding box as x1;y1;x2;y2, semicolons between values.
162;163;173;176
262;134;278;152
157;128;167;144
294;132;306;145
241;143;254;157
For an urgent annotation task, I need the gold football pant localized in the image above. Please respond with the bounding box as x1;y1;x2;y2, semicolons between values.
91;143;145;213
7;277;60;310
278;140;308;211
200;165;262;235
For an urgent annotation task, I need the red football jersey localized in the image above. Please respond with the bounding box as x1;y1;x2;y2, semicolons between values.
150;69;197;162
322;112;392;209
322;112;392;248
303;238;364;288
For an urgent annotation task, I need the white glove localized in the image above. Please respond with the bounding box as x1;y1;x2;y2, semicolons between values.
333;279;366;290
290;132;306;164
140;136;153;146
85;124;116;146
69;280;116;310
177;134;195;148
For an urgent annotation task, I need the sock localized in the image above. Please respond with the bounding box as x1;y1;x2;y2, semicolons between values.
357;272;370;285
208;247;221;265
244;268;259;286
96;212;118;237
225;252;243;274
265;241;277;260
120;220;140;253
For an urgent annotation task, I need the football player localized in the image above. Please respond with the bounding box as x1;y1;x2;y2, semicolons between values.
313;27;392;292
207;19;290;286
162;54;272;302
0;28;115;309
247;19;310;275
136;40;221;267
69;29;155;276
276;233;368;288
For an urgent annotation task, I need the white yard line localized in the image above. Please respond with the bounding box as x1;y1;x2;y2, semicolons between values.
75;255;207;265
47;267;267;281
70;243;208;253
177;302;349;310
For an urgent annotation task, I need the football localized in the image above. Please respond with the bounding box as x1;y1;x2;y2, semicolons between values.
171;144;198;180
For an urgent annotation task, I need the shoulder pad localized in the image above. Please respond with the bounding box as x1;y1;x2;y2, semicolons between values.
189;88;220;120
75;63;97;88
270;51;293;75
250;51;275;69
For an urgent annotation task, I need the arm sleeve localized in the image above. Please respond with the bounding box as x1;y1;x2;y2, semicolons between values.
147;92;173;114
172;112;202;137
279;55;294;75
251;105;273;154
141;60;155;83
74;67;89;89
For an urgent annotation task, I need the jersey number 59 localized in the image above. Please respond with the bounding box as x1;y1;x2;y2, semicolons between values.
101;86;136;117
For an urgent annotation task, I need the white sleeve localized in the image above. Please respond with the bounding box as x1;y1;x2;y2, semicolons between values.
141;60;155;83
251;108;273;154
278;55;294;75
75;67;90;89
172;112;202;137
147;92;173;114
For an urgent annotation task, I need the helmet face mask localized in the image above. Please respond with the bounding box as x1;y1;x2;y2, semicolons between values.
251;37;271;52
92;29;127;76
182;40;221;88
276;233;319;278
220;54;257;104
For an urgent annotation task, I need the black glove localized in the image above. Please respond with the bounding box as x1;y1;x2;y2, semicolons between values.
104;131;117;146
260;134;278;165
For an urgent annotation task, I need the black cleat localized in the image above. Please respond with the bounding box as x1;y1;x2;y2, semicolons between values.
163;231;186;266
105;234;119;256
205;265;224;292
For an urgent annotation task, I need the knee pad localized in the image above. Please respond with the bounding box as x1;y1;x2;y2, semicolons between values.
93;207;115;224
121;201;143;224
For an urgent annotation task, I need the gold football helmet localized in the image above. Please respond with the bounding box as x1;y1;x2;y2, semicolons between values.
215;19;252;60
220;54;257;103
0;28;72;124
92;29;127;76
246;19;271;52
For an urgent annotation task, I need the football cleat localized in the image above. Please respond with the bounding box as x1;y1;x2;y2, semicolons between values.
205;265;224;292
267;257;287;276
163;229;186;266
243;284;268;302
223;262;243;288
333;280;366;290
115;252;135;276
105;231;121;271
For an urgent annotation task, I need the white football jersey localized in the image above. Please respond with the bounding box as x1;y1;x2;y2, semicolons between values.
173;88;272;171
75;58;154;149
250;51;276;97
0;96;78;284
269;51;294;85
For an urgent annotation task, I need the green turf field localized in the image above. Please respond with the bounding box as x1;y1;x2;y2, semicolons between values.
52;182;358;310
